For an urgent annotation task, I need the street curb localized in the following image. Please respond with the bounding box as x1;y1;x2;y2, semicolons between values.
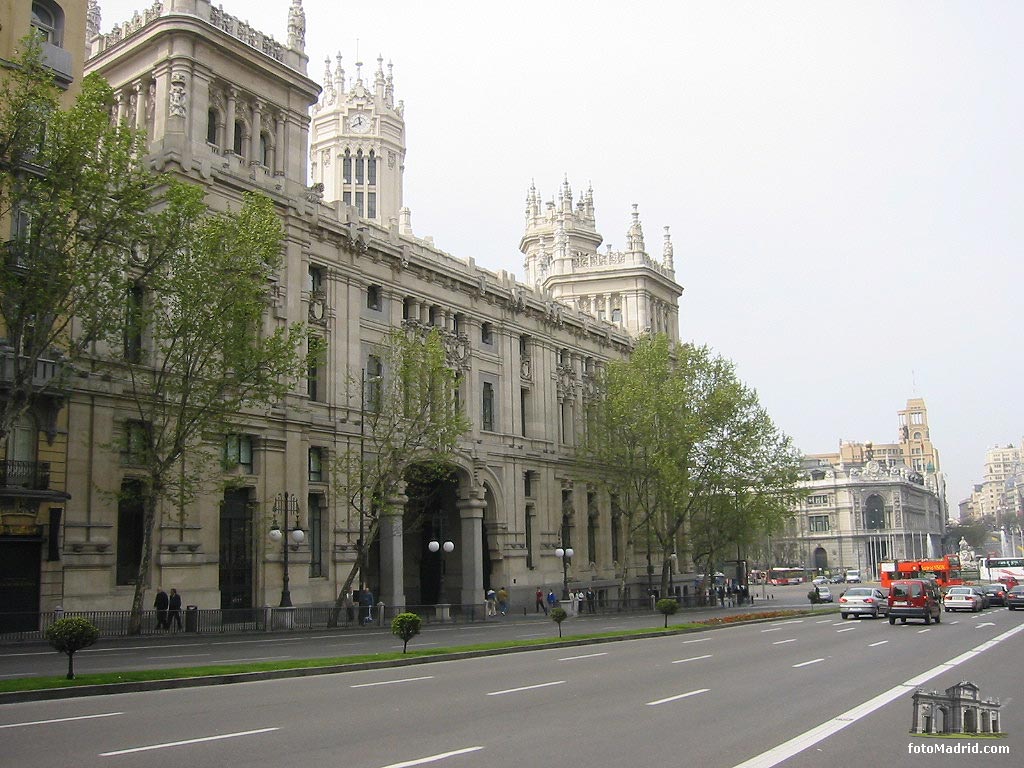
0;609;834;704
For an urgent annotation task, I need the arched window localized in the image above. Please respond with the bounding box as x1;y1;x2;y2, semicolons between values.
865;495;885;530
355;149;364;183
342;149;352;182
31;2;63;45
206;108;218;145
367;150;377;184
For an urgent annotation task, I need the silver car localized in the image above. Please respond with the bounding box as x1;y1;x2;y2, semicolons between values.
838;586;889;619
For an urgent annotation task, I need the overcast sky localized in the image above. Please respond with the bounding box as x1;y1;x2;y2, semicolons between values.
97;1;1024;512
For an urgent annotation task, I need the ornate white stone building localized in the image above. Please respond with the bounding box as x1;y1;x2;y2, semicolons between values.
11;0;682;619
773;399;947;580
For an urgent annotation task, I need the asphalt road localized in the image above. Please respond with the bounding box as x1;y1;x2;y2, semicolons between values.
2;589;1022;768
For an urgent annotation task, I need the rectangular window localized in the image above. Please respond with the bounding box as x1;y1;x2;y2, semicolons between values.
343;191;352;206
481;323;493;345
124;282;143;363
482;382;495;431
116;480;145;585
354;191;364;216
224;434;254;472
809;515;830;533
308;494;323;578
366;284;382;311
524;470;534;498
355;156;364;184
308;447;323;483
122;421;149;465
611;495;621;563
308;266;323;293
519;334;531;358
343;155;351;182
367;155;377;184
526;505;535;569
807;494;829;506
611;308;622;323
520;388;528;436
367;192;376;219
365;356;383;412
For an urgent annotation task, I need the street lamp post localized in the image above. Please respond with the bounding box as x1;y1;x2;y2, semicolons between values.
555;545;574;599
669;552;678;597
427;523;455;602
269;493;304;608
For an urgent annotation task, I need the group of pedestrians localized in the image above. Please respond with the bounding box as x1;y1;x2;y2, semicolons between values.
485;586;510;616
153;587;183;630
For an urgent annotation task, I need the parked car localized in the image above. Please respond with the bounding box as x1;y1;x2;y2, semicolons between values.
888;578;942;625
970;585;991;609
1007;585;1024;610
839;586;889;619
983;583;1008;607
816;585;833;602
943;586;982;612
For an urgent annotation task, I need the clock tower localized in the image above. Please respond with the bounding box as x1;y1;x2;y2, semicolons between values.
310;54;407;230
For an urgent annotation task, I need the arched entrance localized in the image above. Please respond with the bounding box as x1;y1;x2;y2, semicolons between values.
813;546;828;571
402;466;460;605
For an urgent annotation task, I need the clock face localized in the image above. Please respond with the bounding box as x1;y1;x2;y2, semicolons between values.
348;112;371;133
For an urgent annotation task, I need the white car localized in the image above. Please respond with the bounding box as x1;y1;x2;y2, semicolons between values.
812;576;829;585
839;586;889;619
943;586;982;612
845;570;862;583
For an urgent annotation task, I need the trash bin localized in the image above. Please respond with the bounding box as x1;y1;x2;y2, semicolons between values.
185;605;199;633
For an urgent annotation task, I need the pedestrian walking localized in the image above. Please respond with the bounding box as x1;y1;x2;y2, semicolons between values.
535;588;548;615
547;589;558;610
154;588;169;630
497;586;509;616
167;588;183;631
360;587;375;624
486;588;497;616
586;587;596;614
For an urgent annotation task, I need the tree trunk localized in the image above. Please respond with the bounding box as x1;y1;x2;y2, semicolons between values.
128;483;160;635
66;651;75;680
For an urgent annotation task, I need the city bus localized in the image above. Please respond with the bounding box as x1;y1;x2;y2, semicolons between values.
977;557;1024;585
880;555;963;589
768;566;805;585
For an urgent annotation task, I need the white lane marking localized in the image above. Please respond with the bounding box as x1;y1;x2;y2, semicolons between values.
948;620;959;625
515;633;546;638
1;713;122;729
835;627;856;633
379;746;485;768
760;628;782;633
672;654;712;664
815;619;832;624
772;639;796;646
868;641;888;647
917;628;931;634
395;642;438;648
351;676;434;689
792;658;824;668
558;652;608;661
646;688;710;706
730;621;1024;768
487;680;565;696
100;727;278;756
205;657;279;664
977;622;996;628
682;637;709;644
771;620;804;626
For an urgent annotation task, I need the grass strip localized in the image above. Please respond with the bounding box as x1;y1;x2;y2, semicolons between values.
1;608;828;694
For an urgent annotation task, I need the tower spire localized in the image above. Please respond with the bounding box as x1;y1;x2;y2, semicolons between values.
663;226;674;270
287;0;306;53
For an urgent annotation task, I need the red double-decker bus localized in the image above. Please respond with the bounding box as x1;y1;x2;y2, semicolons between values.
880;555;963;589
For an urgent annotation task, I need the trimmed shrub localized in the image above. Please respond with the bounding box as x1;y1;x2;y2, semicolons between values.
656;598;680;628
391;612;422;653
550;607;568;637
45;617;100;679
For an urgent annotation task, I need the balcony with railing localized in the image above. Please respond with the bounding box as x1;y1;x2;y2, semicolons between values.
0;460;51;491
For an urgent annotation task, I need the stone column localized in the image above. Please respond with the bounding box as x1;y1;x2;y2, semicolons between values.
378;483;407;610
250;99;263;165
133;80;147;131
225;88;237;154
274;112;285;175
457;487;487;607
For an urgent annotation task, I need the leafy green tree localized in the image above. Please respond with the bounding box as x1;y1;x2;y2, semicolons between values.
0;39;153;442
329;327;471;625
550;607;568;637
655;597;679;628
391;612;422;653
90;183;309;634
579;335;802;598
45;616;100;679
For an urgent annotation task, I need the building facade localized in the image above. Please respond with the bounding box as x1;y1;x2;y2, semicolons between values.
3;0;683;621
1;2;90;630
773;399;947;580
962;444;1023;525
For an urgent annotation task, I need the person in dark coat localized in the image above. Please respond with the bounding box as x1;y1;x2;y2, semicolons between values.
168;588;183;631
360;587;374;624
154;588;169;630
